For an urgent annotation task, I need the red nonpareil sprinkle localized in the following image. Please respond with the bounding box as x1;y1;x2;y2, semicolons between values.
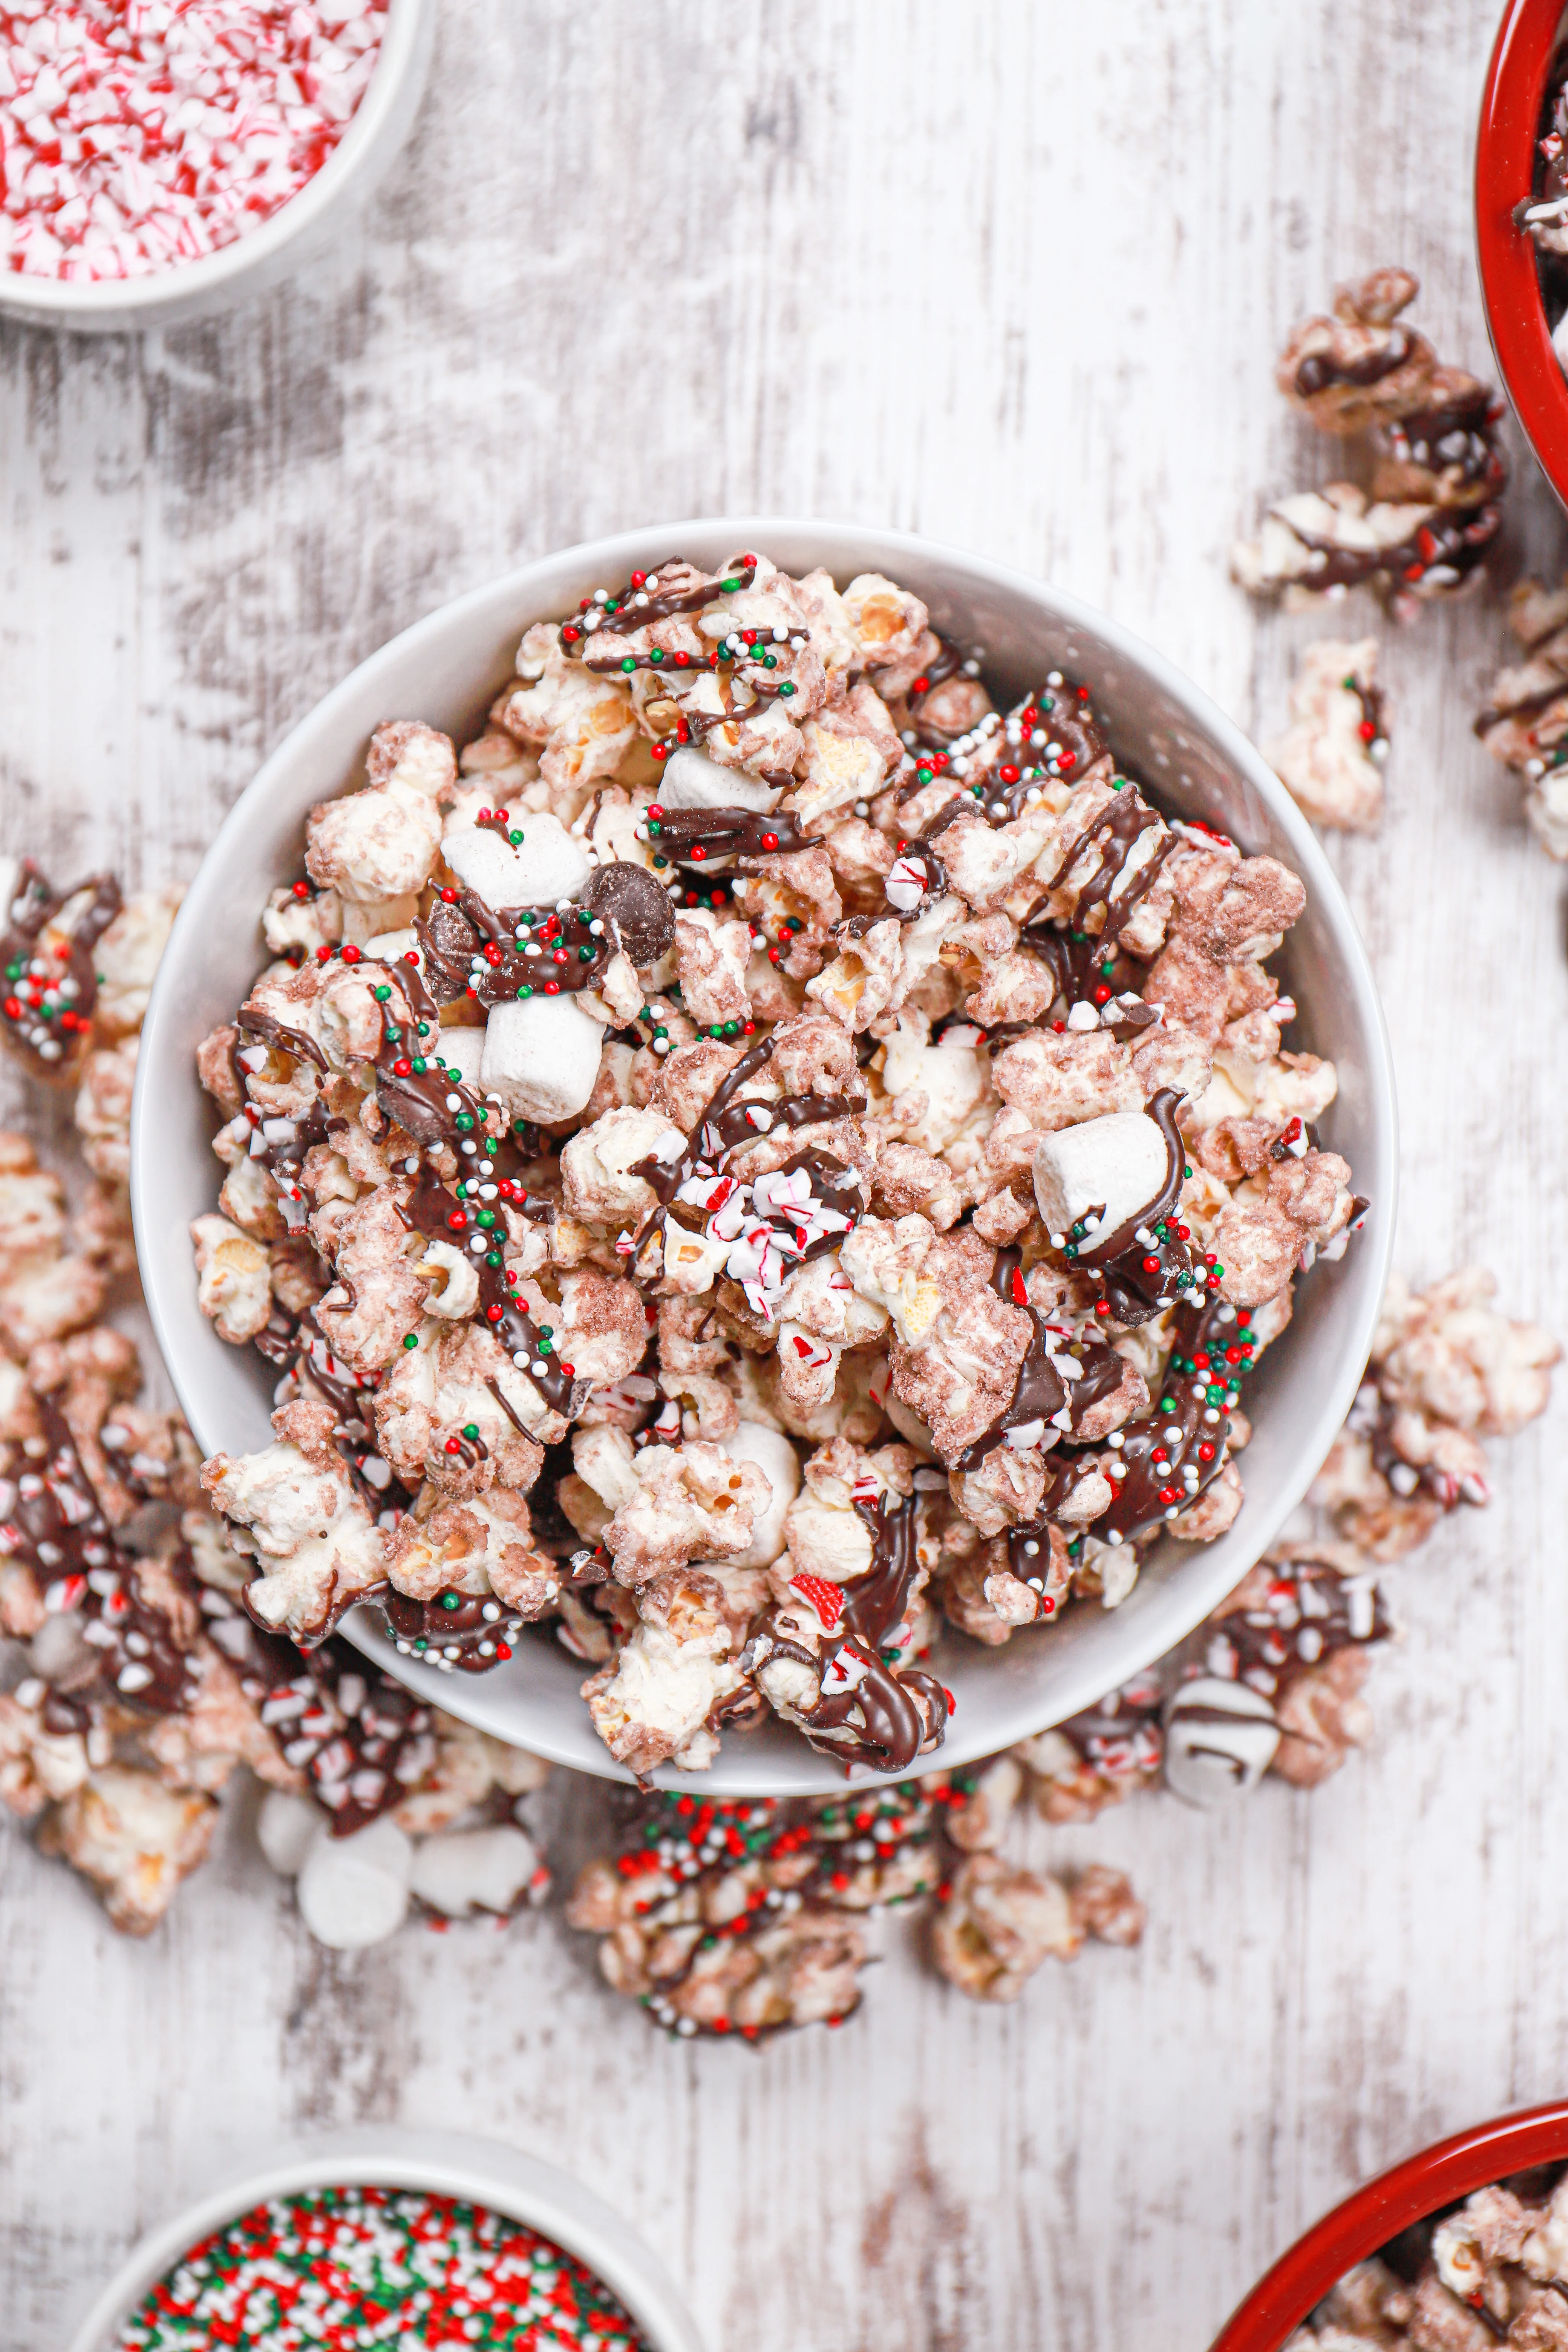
0;3;389;286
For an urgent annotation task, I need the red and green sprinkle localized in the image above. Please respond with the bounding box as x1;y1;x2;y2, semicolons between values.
112;2185;649;2352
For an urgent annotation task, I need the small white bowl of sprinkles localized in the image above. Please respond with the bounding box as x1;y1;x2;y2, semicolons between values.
0;0;434;333
65;2130;706;2352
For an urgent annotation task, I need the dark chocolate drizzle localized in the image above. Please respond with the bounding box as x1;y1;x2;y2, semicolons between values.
1093;1292;1250;1544
1034;783;1173;949
789;1490;949;1777
0;859;122;1075
1200;1557;1390;1697
1293;328;1414;397
645;805;807;861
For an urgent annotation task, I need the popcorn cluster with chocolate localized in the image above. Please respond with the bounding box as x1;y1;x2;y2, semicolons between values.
190;550;1366;1779
1234;268;1507;617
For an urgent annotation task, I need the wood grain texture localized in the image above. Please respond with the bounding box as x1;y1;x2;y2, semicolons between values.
3;3;1567;2346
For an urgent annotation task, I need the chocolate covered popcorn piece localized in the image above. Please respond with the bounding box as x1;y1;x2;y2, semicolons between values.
1266;639;1389;833
1476;579;1568;859
193;551;1364;1773
1236;272;1505;613
1314;1269;1559;1559
568;1762;1140;2034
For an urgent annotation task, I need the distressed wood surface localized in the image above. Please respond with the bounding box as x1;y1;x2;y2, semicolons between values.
4;3;1568;2347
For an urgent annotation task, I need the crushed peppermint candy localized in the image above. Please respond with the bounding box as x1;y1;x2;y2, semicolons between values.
111;2184;651;2351
0;0;387;283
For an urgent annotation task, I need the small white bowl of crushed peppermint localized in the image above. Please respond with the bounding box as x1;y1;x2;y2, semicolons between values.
0;0;434;333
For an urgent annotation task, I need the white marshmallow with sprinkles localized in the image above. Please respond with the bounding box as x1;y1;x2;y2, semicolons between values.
443;812;591;908
1032;1108;1170;1247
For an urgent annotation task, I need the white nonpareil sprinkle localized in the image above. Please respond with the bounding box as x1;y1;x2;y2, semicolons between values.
0;0;388;285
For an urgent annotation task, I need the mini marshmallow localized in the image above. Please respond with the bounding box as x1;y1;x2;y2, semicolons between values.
723;1420;801;1566
295;1814;413;1948
443;812;591;909
409;1823;538;1918
430;1024;485;1089
1161;1677;1280;1808
363;927;420;963
481;995;604;1122
1032;1109;1170;1246
658;744;778;813
257;1788;328;1877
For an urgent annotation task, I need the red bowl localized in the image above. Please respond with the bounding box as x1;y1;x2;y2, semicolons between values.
1478;0;1568;504
1208;2099;1568;2352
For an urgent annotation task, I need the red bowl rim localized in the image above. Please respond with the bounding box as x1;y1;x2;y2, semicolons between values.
1207;2100;1568;2351
1477;0;1568;504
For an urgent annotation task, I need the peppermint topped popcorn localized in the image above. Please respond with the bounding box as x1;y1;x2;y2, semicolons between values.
0;0;387;284
191;549;1367;1778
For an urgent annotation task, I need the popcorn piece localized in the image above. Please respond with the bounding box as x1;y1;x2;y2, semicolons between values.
1477;579;1568;859
1276;267;1436;433
583;1567;743;1775
190;1213;273;1345
600;1442;769;1587
74;1036;139;1183
92;885;183;1039
37;1766;216;1936
930;1854;1086;2001
306;722;453;907
201;1401;387;1642
1265;639;1388;833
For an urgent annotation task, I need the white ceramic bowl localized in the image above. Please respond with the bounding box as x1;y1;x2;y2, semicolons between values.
132;518;1398;1795
0;0;434;335
64;2127;704;2352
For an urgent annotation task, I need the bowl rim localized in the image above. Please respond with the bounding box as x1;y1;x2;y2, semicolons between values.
1208;2099;1568;2350
131;514;1398;1792
0;0;430;322
63;2126;705;2352
1476;0;1568;502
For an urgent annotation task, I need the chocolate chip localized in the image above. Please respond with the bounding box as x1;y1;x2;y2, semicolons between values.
584;861;676;967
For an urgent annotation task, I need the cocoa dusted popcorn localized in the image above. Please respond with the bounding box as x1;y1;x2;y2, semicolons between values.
1286;2167;1568;2350
1476;580;1568;860
1234;271;1506;616
190;550;1366;1776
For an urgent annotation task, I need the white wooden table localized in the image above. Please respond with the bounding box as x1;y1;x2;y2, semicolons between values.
4;4;1567;2345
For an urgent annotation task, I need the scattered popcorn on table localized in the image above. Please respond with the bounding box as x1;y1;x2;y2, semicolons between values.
1234;270;1507;615
1265;638;1389;834
189;548;1369;1777
1476;578;1568;859
0;1;389;285
1284;2164;1568;2350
